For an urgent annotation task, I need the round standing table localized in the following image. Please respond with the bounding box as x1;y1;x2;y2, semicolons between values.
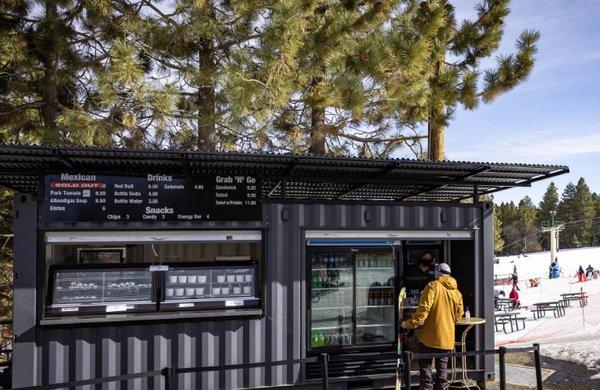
450;317;486;389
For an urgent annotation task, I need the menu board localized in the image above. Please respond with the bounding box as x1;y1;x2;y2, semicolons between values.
44;173;261;222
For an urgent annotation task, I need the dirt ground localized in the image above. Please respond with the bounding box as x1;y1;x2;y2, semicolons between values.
492;352;600;390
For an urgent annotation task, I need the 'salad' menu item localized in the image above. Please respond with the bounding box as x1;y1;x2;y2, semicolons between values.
44;173;261;222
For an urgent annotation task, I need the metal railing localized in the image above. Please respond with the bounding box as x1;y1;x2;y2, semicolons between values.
10;344;543;390
401;344;544;390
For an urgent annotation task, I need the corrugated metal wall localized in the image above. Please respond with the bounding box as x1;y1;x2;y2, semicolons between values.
13;199;489;389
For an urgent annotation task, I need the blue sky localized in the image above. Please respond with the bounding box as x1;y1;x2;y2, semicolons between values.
442;0;600;204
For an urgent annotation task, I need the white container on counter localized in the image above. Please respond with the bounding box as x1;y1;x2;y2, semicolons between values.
235;275;244;282
226;275;235;283
221;287;230;295
233;287;241;294
243;286;252;294
195;288;204;296
185;288;195;296
168;276;178;284
177;275;187;283
175;288;185;296
198;275;207;283
188;275;197;283
244;274;253;282
216;275;226;283
166;288;174;297
212;287;221;295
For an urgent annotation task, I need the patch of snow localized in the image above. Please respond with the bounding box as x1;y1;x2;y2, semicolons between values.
494;247;600;375
541;340;600;373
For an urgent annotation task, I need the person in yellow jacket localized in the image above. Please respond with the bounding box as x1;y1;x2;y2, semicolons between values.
401;262;464;390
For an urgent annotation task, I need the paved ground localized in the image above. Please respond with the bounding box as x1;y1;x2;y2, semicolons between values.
488;352;600;389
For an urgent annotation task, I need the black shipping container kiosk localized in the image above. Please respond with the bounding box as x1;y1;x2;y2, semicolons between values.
0;145;568;389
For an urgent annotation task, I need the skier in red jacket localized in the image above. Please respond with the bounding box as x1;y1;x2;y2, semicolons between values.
509;287;520;309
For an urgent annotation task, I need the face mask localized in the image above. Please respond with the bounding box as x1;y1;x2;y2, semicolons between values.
421;258;433;267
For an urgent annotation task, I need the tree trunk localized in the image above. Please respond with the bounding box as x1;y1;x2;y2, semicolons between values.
428;60;445;161
197;35;216;151
309;106;326;155
197;5;216;151
427;105;445;161
41;0;60;145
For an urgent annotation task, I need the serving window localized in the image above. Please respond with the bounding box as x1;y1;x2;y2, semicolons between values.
42;230;263;320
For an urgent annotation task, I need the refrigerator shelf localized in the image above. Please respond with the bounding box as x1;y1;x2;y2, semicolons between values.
312;287;352;291
357;305;394;309
356;267;395;271
355;286;393;289
313;268;353;271
312;325;352;331
356;323;394;328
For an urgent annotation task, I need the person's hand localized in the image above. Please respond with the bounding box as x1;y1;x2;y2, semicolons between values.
400;321;407;329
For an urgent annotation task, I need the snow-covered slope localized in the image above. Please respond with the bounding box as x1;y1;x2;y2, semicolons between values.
494;247;600;375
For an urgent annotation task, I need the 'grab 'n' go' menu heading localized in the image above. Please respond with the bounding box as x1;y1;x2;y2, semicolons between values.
44;173;262;222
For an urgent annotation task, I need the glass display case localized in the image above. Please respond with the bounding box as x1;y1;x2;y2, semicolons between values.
355;252;395;345
160;262;260;311
309;253;353;348
308;247;397;352
47;265;155;316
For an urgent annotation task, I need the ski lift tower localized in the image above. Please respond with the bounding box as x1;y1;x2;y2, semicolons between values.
541;210;565;263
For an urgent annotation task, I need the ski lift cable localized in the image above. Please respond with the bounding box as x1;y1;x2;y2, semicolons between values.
498;215;600;251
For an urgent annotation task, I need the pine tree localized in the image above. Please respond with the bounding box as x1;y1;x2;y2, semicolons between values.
590;197;600;246
558;182;577;248
0;0;156;146
123;0;280;151
518;196;537;229
571;178;594;247
243;0;438;156
422;0;540;160
536;182;559;249
493;204;504;253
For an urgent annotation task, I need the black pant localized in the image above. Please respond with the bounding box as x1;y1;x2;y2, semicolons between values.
418;343;450;390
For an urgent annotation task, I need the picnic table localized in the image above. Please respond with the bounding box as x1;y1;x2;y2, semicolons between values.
561;292;588;307
531;301;565;319
494;311;526;333
496;298;514;312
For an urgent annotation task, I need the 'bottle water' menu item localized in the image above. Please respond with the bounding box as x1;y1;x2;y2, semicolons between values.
44;173;261;222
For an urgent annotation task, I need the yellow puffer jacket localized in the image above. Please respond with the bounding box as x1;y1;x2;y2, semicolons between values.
404;275;464;350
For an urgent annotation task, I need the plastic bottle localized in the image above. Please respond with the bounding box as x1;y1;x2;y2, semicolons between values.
465;307;471;318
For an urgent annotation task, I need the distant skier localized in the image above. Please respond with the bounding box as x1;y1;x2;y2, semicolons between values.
509;287;520;309
511;272;520;291
577;265;587;283
586;265;594;279
549;262;560;279
494;289;506;309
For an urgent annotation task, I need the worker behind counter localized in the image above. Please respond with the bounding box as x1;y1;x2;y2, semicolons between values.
404;250;436;294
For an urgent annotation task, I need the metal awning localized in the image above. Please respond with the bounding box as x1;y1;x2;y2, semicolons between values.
0;144;569;202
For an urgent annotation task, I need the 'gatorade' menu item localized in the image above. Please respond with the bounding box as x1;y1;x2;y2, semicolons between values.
43;173;261;222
